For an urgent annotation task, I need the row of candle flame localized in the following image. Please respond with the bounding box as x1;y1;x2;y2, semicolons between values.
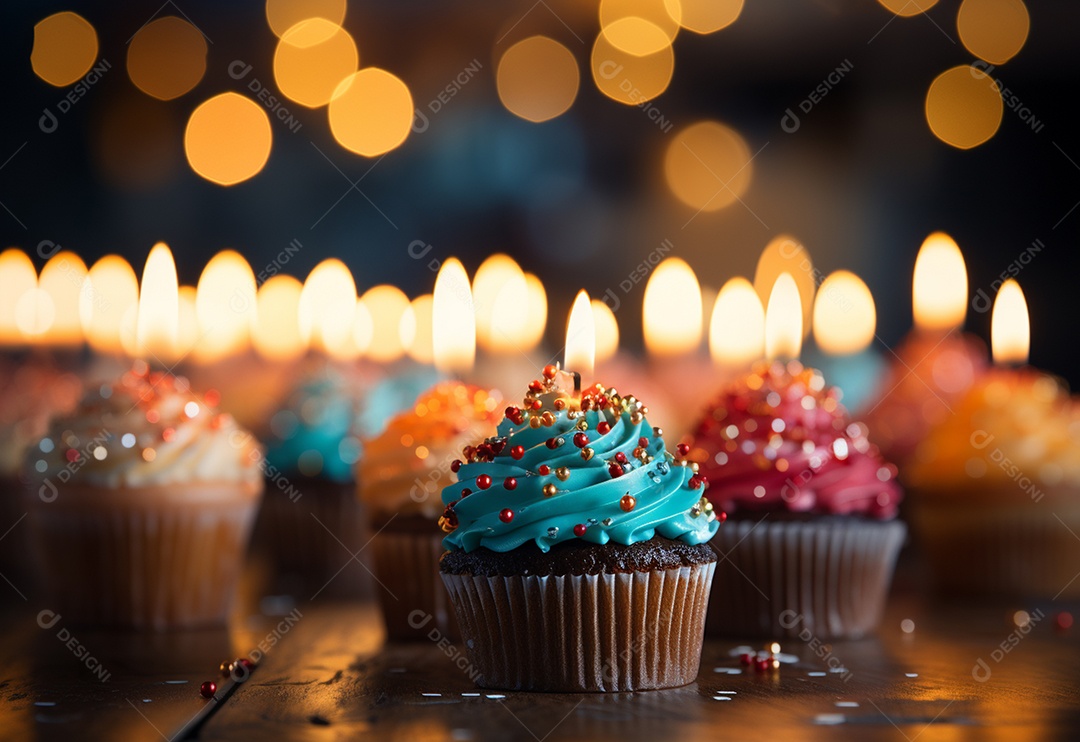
0;232;1030;373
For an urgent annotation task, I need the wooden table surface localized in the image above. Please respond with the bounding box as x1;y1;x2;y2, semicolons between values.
2;558;1078;742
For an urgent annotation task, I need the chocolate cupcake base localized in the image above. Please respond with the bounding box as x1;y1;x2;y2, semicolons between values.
910;490;1080;599
371;514;459;641
441;538;717;692
706;516;905;640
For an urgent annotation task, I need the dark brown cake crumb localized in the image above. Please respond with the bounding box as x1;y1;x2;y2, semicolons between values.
439;536;717;577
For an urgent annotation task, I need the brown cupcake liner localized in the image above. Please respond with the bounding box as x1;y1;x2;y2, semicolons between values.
442;562;715;692
23;482;260;630
910;495;1080;599
707;517;905;640
253;478;371;598
371;525;459;640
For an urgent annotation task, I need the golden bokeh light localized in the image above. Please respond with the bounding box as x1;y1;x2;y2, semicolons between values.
38;252;88;346
31;12;99;87
127;16;207;100
497;36;580;123
185;93;273;185
958;0;1029;65
14;289;55;340
360;285;411;363
329;68;413;157
474;254;530;352
665;121;752;211
643;257;703;356
709;277;764;368
925;65;1003;150
599;0;681;47
274;19;358;108
591;25;674;105
565;290;596;378
432;258;476;374
136;243;180;361
194;250;257;361
991;279;1029;365
80;256;139;355
523;273;548;350
266;0;346;38
353;299;375;356
591;299;619;362
298;259;356;352
877;0;938;17
764;273;803;361
913;232;968;331
0;249;38;345
753;235;816;338
176;286;200;359
253;275;305;361
813;270;877;356
403;294;435;364
678;0;743;34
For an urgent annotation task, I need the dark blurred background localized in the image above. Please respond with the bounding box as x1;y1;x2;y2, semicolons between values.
1;0;1078;383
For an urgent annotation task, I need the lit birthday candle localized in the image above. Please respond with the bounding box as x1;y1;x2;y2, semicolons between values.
471;254;548;392
860;232;987;468
805;270;885;411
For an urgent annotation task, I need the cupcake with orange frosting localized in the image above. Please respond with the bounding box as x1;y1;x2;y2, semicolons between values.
358;382;501;639
907;369;1080;598
687;360;905;639
22;362;263;628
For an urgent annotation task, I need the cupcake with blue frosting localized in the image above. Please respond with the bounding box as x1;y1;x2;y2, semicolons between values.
439;367;720;692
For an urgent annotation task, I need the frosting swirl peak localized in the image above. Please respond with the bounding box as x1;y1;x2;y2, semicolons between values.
440;368;720;553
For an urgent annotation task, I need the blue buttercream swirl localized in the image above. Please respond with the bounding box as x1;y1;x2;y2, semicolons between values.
441;380;719;553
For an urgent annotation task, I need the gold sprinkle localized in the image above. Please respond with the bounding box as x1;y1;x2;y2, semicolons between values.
555;466;570;481
529;417;542;429
542;483;558;497
581;447;595;461
576;419;588;431
629;412;643;425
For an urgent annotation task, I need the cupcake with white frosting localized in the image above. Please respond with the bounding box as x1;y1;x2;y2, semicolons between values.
22;362;263;629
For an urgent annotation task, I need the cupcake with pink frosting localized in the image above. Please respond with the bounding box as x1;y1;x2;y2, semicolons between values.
687;360;906;639
22;362;263;629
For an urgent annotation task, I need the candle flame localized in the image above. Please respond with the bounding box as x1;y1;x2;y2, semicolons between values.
352;298;375;356
764;273;802;360
565;290;595;378
176;285;200;358
991;279;1029;365
14;289;54;340
643;257;703;356
194;250;257;361
474;254;528;353
813;270;876;356
403;293;434;364
253;275;305;361
298;258;356;353
0;249;38;345
80;255;139;355
709;277;764;367
39;251;87;345
591;299;619;363
522;273;547;350
361;285;410;363
136;243;180;362
913;232;967;331
432;258;476;373
754;235;815;338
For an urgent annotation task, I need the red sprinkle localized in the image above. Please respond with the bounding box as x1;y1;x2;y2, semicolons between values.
573;432;589;448
528;380;544;393
543;364;558;379
530;399;543;410
504;406;520;420
719;511;728;523
739;653;754;666
754;658;773;673
638;437;649;448
1057;612;1074;631
538;465;551;476
450;459;462;473
676;443;690;457
545;438;560;449
510;445;525;460
200;681;217;699
688;476;702;490
573;523;587;537
504;477;518;491
476;474;492;490
499;508;514;523
614;452;628;465
596;420;611;434
608;463;624;478
461;488;472;497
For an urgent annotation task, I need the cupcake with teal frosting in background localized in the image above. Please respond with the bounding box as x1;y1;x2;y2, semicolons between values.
255;361;441;598
439;367;720;692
